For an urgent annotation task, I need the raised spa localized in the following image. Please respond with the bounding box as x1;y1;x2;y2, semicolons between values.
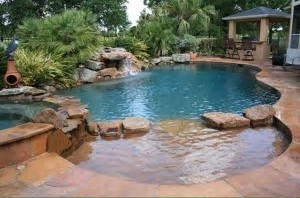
60;62;289;185
0;102;56;130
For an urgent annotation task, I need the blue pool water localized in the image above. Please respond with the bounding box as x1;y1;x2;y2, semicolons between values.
60;62;280;122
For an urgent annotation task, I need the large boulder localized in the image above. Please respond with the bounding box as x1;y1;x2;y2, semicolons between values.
123;117;151;134
101;51;128;61
159;56;174;65
150;57;174;66
150;58;162;65
85;60;105;71
99;68;119;79
172;54;191;63
98;120;123;138
201;112;250;129
32;108;68;129
243;105;276;127
75;67;98;83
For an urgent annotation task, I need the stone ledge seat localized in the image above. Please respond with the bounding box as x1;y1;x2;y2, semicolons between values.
0;123;54;146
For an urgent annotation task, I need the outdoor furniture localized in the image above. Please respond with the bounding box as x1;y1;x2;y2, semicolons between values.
221;39;231;58
228;39;240;59
223;7;290;63
241;39;256;61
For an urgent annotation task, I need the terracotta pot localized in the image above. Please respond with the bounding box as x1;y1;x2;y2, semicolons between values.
190;52;198;60
4;60;21;87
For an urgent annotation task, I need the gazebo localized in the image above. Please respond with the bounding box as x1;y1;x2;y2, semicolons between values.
223;6;290;63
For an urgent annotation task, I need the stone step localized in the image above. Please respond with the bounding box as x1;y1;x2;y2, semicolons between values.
0;152;74;190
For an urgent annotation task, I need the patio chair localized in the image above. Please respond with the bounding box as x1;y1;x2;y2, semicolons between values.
228;39;240;60
241;38;256;61
221;39;231;58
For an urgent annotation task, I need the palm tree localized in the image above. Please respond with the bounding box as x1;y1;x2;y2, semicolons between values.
166;0;216;37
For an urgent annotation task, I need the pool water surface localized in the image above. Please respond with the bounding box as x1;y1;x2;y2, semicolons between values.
60;63;280;122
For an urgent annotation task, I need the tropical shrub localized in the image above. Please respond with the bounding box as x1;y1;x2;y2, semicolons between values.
16;10;100;87
18;10;101;66
99;36;116;48
15;49;74;87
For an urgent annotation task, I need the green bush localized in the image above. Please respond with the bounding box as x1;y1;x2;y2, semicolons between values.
99;37;116;47
16;49;74;87
16;10;101;87
198;38;222;56
172;34;199;53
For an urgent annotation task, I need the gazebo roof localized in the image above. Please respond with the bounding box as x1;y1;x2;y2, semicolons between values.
222;6;290;21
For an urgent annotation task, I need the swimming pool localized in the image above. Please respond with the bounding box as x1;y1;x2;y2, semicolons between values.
62;62;288;185
60;62;280;122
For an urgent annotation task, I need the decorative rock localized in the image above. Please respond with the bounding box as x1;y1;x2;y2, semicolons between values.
0;87;28;96
42;85;57;93
99;68;119;78
62;119;81;133
201;112;250;129
112;48;127;52
75;67;98;83
32;108;68;129
87;121;100;136
150;57;174;66
85;60;105;71
0;86;46;96
98;120;123;137
172;54;191;63
64;106;89;119
57;109;69;120
243;105;276;127
25;87;47;96
101;51;127;61
123;117;151;134
150;58;162;65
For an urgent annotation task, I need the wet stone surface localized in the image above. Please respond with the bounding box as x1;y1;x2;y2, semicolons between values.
67;119;289;185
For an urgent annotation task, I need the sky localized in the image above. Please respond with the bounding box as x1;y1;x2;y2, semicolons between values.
127;0;147;26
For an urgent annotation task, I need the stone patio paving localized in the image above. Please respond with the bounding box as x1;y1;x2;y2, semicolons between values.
0;57;300;197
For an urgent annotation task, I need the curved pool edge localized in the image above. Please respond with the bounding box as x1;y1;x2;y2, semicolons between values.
188;57;300;197
0;57;299;197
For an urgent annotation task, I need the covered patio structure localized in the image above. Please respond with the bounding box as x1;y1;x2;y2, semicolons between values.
223;6;290;63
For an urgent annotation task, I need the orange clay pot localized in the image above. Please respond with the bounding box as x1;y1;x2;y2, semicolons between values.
4;60;21;87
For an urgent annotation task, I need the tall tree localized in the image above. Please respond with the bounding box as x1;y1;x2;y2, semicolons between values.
166;0;216;37
82;0;130;33
0;0;129;36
